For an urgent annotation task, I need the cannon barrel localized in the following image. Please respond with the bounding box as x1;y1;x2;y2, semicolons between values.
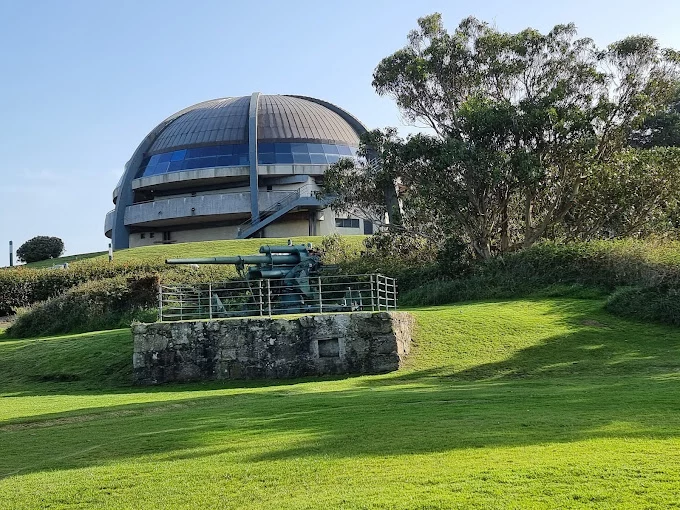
259;244;309;254
165;254;301;265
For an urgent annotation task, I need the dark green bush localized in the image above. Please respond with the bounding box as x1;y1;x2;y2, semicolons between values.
0;259;237;315
605;285;680;326
16;236;65;263
400;239;680;311
6;275;160;338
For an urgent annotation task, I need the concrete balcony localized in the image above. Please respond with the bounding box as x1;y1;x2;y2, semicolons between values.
131;166;250;191
105;209;115;237
122;191;300;227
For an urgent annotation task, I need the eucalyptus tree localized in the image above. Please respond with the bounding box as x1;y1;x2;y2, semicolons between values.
326;14;680;258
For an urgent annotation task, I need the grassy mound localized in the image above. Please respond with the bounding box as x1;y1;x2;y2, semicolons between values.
402;239;680;326
1;297;680;507
0;236;366;326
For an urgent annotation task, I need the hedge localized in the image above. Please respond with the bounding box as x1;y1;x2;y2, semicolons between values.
5;275;161;338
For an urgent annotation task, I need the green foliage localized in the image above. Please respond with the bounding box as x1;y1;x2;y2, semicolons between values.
326;14;680;258
336;232;440;293
0;236;366;315
566;147;680;238
630;81;680;148
6;275;159;338
16;236;65;263
401;239;680;312
2;299;680;507
605;285;680;326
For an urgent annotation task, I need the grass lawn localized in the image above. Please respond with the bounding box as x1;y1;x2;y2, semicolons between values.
89;236;367;265
22;251;106;269
1;297;680;508
4;236;366;270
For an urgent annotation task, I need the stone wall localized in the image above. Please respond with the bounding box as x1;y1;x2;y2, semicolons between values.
132;311;414;385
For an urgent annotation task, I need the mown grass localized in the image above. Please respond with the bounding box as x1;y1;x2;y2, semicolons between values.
1;297;680;508
87;236;367;265
21;251;107;269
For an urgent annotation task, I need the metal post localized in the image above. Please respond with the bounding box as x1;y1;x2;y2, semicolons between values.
179;289;183;321
208;283;213;320
370;274;375;312
266;278;272;316
158;285;163;322
9;241;13;267
318;276;323;313
259;279;264;316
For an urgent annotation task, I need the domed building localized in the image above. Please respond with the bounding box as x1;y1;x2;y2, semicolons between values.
105;93;372;250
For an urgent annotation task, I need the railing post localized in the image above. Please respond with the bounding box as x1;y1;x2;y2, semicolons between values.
370;274;375;312
259;279;264;316
266;279;272;317
318;276;323;313
158;285;163;322
208;283;213;320
179;288;183;321
393;278;398;310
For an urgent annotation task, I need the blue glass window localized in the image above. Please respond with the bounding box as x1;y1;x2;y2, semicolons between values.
184;159;202;170
293;153;312;164
141;142;355;178
307;143;325;154
155;162;170;174
256;143;357;165
216;155;234;166
186;147;204;159
203;146;219;157
259;153;276;165
171;149;186;162
168;161;183;172
291;143;308;153
193;156;216;168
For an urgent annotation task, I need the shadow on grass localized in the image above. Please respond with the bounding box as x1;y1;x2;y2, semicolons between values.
1;372;679;480
1;297;680;479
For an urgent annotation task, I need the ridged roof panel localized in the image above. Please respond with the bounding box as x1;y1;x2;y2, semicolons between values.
147;95;361;154
257;95;360;144
149;97;250;153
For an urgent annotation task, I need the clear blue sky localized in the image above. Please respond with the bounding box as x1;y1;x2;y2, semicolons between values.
1;0;679;262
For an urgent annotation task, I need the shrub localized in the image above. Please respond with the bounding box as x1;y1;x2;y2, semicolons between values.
0;258;238;315
605;285;680;326
16;236;65;263
400;239;680;308
6;275;160;338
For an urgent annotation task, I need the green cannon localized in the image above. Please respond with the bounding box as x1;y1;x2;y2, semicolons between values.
166;243;327;315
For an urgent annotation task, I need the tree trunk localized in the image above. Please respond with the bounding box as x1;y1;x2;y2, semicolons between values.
500;200;510;253
383;179;402;228
523;188;534;248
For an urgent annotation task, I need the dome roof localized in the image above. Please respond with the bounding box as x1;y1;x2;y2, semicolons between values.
148;94;362;154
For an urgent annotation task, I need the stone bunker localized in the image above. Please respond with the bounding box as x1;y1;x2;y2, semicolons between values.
133;311;414;385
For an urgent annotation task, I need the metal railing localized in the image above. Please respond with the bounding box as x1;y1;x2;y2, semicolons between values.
158;274;397;322
237;184;319;233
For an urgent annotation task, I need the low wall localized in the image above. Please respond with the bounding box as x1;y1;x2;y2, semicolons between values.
132;312;414;384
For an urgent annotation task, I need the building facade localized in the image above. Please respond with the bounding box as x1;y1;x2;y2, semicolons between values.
105;93;372;249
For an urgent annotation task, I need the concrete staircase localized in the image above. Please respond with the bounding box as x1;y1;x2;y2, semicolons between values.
237;184;332;239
